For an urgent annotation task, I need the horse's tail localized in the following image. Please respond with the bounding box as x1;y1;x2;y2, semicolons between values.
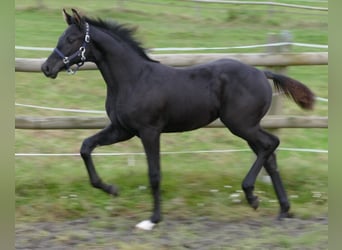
263;71;315;110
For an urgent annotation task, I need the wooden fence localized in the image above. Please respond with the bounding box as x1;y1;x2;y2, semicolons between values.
15;52;328;130
15;115;328;130
16;52;328;72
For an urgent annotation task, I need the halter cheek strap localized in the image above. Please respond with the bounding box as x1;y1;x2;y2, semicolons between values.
54;22;90;75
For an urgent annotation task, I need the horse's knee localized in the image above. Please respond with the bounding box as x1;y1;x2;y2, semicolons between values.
149;174;160;190
262;135;279;155
272;138;280;153
80;138;93;157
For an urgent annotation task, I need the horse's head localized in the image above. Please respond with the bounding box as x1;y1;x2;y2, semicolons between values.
41;9;91;78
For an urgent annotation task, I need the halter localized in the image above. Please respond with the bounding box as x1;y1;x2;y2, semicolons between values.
54;22;90;75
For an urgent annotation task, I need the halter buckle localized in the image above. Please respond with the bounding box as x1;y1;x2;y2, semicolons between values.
85;34;90;43
79;47;86;61
63;57;70;65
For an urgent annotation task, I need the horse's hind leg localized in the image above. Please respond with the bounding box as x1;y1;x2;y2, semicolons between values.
223;122;281;211
240;128;291;219
80;124;133;196
240;130;278;211
264;153;291;219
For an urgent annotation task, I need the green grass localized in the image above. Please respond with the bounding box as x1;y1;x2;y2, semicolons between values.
15;0;328;57
15;0;327;229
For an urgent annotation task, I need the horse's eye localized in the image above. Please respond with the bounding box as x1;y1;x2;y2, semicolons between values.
67;37;75;43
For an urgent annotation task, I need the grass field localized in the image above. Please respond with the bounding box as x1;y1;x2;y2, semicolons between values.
15;0;328;248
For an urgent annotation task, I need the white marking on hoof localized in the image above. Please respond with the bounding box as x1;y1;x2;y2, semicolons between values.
135;220;156;230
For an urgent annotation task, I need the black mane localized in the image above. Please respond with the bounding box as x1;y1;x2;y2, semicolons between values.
85;17;158;63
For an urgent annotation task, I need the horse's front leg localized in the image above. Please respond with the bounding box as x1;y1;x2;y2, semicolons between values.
136;129;161;230
80;124;133;196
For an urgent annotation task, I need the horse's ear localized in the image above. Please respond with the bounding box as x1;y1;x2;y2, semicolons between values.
71;8;84;28
62;9;73;25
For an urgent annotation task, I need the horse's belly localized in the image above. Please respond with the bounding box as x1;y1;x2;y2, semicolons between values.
162;108;218;132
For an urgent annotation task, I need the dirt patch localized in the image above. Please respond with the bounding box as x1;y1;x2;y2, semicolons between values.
16;215;327;249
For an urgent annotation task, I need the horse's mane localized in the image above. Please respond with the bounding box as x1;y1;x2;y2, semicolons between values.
84;17;158;63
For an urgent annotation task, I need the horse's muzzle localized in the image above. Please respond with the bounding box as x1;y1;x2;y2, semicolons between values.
41;62;58;79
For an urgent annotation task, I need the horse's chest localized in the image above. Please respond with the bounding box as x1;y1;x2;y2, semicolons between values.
105;98;141;129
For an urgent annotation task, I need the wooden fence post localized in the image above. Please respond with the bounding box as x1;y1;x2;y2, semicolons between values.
266;31;293;130
36;0;46;9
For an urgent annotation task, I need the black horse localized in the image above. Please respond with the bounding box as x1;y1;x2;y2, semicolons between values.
42;9;315;229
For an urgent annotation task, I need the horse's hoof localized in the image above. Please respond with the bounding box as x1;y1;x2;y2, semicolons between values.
277;211;294;220
249;196;259;210
135;220;156;230
109;185;119;197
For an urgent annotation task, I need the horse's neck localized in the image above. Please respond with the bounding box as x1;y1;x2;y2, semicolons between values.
91;27;144;92
96;54;144;95
92;37;145;94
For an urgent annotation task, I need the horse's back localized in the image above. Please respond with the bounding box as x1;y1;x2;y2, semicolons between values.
181;58;272;108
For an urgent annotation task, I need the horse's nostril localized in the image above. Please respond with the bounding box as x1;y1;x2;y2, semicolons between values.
41;62;58;79
41;63;49;74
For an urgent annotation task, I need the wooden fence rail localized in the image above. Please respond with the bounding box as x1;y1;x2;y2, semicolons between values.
15;115;328;130
16;52;328;130
15;52;328;72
